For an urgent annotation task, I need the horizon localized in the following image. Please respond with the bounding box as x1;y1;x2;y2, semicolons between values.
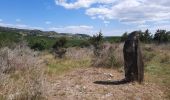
0;0;170;36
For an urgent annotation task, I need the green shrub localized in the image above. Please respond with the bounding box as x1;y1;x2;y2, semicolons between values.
89;31;103;56
0;31;21;48
65;39;86;47
53;37;67;58
26;36;56;50
53;37;67;48
79;40;90;48
30;39;47;51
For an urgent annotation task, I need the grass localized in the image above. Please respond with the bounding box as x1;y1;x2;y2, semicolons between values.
22;44;170;99
44;54;91;76
0;46;45;100
1;43;170;99
144;44;170;99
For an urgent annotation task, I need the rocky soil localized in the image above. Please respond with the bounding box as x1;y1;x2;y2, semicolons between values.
45;67;165;100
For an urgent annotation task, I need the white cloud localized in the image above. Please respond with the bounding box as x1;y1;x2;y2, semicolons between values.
0;22;44;30
0;22;94;35
45;21;51;25
104;21;110;24
49;25;95;35
54;0;170;36
137;24;150;29
103;20;110;27
56;0;170;24
86;0;170;23
55;0;115;9
149;24;170;31
55;0;94;9
86;7;112;20
0;22;26;28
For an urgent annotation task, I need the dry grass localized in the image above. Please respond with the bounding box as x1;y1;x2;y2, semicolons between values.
0;43;169;99
44;47;92;76
143;43;170;99
92;43;124;68
66;47;93;60
0;46;46;100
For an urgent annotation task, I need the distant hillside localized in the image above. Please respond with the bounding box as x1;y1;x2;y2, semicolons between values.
0;26;91;39
0;26;122;50
0;26;93;49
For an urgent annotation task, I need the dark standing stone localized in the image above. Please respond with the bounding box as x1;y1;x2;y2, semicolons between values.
123;31;144;83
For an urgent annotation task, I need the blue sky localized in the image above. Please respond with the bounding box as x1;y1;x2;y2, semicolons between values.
0;0;170;36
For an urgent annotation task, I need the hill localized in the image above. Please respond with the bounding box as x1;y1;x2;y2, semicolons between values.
0;26;91;39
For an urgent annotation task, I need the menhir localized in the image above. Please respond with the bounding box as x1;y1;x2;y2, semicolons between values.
123;31;144;83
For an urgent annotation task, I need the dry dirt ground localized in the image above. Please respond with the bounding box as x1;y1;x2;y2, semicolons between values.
46;67;165;100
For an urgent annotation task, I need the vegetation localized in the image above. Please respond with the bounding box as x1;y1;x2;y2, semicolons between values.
143;44;170;99
0;46;45;99
0;31;21;48
0;26;170;99
52;37;67;58
0;26;91;50
89;31;103;56
26;35;56;51
104;36;121;43
46;54;91;75
120;29;170;43
120;32;128;42
139;29;153;43
153;30;170;43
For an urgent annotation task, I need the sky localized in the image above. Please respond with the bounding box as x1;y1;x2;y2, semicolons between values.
0;0;170;36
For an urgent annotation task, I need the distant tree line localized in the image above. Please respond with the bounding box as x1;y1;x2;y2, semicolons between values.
121;29;170;43
1;28;169;52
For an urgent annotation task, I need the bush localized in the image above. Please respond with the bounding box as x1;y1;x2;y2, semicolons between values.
53;37;67;48
66;47;93;60
53;37;67;58
0;46;46;99
89;31;103;56
30;39;47;51
26;36;56;51
92;43;124;68
0;31;21;48
79;40;90;48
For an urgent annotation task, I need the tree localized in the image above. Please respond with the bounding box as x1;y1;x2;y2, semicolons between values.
53;37;67;58
89;30;103;56
153;29;168;43
53;37;67;49
135;29;152;43
143;29;152;43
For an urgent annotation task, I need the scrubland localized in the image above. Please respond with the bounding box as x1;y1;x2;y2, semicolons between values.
0;43;170;100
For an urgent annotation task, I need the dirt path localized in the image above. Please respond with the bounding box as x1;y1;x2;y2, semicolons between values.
47;67;165;100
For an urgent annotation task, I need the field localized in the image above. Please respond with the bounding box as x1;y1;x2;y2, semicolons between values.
0;43;169;100
1;0;170;99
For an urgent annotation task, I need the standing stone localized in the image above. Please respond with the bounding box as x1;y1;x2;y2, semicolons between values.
123;31;144;83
